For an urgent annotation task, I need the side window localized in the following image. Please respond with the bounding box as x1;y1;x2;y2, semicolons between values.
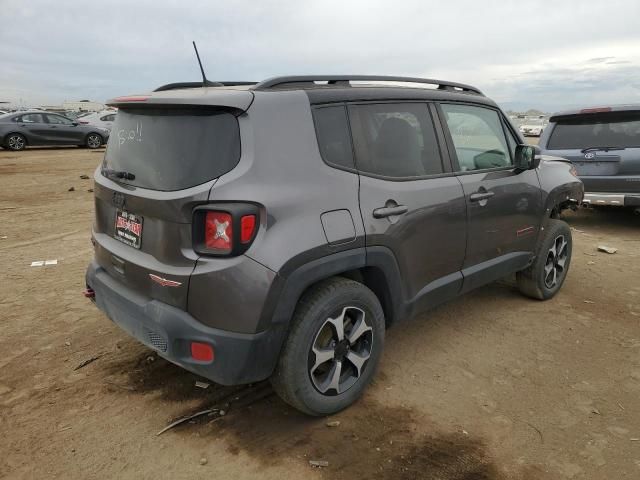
313;105;355;169
20;114;44;124
46;114;73;125
441;104;512;172
349;103;443;178
102;114;116;122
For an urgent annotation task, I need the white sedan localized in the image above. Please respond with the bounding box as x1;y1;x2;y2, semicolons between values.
77;110;117;132
518;123;545;137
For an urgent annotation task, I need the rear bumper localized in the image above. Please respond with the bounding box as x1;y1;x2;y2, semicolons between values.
86;261;283;385
583;192;640;207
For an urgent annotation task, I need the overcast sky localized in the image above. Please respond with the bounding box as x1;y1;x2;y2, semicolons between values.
1;0;639;112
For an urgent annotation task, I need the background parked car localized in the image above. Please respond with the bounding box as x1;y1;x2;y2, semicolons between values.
0;111;109;150
518;120;546;137
76;110;117;132
539;105;640;212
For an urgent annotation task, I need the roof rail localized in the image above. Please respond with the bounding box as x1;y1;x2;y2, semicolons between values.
253;75;483;95
154;81;257;92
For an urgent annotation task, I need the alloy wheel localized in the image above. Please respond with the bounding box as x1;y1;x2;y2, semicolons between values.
308;306;373;395
544;234;568;289
8;135;25;150
87;134;101;148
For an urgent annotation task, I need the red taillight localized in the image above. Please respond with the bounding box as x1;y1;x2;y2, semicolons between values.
113;95;149;102
580;107;612;114
190;342;214;362
205;211;232;252
240;215;256;244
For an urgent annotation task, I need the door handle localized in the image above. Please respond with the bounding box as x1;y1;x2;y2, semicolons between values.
469;191;495;202
373;205;408;218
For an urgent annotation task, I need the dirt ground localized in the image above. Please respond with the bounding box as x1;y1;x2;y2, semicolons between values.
1;147;639;480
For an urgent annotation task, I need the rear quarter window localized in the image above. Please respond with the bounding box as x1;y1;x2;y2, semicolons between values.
312;105;355;169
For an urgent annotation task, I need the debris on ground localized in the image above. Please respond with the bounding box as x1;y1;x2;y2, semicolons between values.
587;261;595;265
64;341;71;347
195;381;210;389
199;458;208;466
68;187;75;192
584;300;595;304
598;245;618;254
74;354;104;371
0;236;7;240
326;420;340;428
156;409;217;436
87;189;93;193
79;175;90;179
30;259;58;267
309;460;329;468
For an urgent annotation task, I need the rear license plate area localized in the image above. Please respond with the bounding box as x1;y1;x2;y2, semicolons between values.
114;210;143;249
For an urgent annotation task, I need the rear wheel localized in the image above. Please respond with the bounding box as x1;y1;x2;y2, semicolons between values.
6;133;26;151
86;133;103;149
517;219;572;300
271;277;385;416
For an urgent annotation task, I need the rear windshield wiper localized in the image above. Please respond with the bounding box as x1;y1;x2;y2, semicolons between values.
580;146;626;154
102;168;136;181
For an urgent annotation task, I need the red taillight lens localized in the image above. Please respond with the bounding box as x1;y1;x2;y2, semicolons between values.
205;211;232;252
240;215;256;244
190;342;214;362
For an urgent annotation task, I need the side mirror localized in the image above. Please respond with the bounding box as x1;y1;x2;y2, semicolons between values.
514;144;540;170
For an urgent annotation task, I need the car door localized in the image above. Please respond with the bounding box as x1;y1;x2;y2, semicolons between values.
45;114;83;144
436;102;543;293
16;113;48;145
347;102;467;314
100;113;116;131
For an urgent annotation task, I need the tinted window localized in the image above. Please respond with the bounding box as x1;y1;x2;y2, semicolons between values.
349;103;442;178
313;106;354;168
547;112;640;149
46;114;73;125
441;104;512;171
19;114;44;124
103;108;240;191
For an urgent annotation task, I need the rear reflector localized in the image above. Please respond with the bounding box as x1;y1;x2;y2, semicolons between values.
240;215;257;243
191;342;214;362
83;288;95;298
580;107;612;114
205;211;232;252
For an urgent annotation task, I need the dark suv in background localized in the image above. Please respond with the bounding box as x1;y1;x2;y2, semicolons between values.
539;105;640;212
85;76;583;415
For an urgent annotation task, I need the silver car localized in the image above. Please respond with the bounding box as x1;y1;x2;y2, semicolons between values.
77;110;117;132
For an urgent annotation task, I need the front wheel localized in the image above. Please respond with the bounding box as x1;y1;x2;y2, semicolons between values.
517;219;572;300
86;133;103;149
271;277;385;416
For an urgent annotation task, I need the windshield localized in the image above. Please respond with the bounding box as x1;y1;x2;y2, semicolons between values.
102;108;241;191
547;111;640;150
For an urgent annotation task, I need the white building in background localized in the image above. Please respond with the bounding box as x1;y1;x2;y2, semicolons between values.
62;100;105;112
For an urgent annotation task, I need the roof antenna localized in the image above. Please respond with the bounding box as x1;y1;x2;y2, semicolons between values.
192;41;208;87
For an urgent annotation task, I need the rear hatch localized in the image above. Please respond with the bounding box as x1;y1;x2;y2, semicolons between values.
92;90;251;309
543;110;640;193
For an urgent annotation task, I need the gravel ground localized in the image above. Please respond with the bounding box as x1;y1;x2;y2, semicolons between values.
1;147;639;480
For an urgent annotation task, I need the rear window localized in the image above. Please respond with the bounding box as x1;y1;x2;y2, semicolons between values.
547;111;640;150
102;108;240;191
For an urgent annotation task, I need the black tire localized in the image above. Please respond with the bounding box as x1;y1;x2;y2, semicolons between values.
85;133;103;149
5;133;26;151
271;277;385;416
517;219;572;300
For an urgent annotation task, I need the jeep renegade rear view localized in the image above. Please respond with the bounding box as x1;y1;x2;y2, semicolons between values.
85;76;583;415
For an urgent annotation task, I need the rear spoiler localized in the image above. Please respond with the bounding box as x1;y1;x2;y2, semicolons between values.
106;89;254;113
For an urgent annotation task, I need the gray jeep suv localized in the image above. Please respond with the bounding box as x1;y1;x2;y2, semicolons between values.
85;76;583;415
